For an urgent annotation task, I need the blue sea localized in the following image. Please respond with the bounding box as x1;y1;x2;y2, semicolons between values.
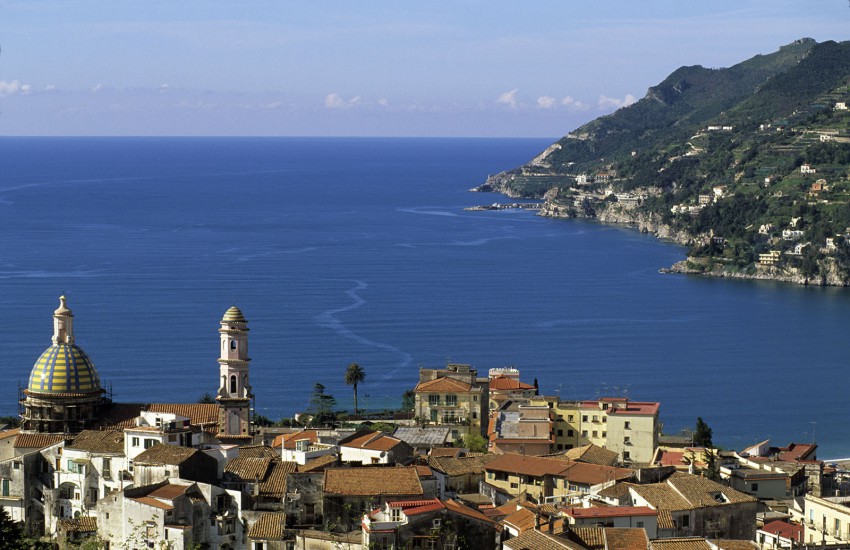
1;137;847;457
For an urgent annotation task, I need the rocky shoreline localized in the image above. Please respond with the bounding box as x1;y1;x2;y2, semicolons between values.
476;180;850;287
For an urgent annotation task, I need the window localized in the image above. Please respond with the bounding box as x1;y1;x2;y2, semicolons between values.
582;415;588;422
230;375;237;393
12;462;20;471
510;482;518;489
592;415;598;422
623;451;630;460
254;543;265;550
636;521;644;528
1;479;9;497
231;340;237;350
557;429;563;437
445;395;457;407
132;437;140;447
602;431;606;438
567;430;574;437
568;415;574;422
144;439;155;449
472;411;477;419
602;416;607;423
592;431;598;438
391;507;401;521
102;457;111;477
429;395;440;406
602;403;609;410
473;395;477;402
581;430;588;437
624;421;631;430
624;436;630;444
682;515;690;527
751;483;759;492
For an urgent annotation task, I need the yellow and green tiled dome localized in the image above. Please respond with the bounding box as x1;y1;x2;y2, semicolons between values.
28;343;101;394
222;306;246;323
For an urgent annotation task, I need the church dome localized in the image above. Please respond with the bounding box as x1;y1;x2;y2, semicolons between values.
222;306;246;323
27;343;101;395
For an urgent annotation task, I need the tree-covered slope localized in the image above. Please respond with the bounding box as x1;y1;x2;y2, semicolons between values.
486;39;850;285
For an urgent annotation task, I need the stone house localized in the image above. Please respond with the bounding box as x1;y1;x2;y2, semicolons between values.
222;452;297;511
322;466;424;531
132;442;219;486
627;472;758;540
428;454;497;499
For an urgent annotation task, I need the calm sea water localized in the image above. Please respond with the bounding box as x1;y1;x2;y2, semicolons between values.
1;137;847;457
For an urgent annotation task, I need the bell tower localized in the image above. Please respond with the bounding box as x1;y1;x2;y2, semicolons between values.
215;306;253;440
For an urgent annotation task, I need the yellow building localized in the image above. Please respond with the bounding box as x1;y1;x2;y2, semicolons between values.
413;364;487;443
530;396;659;465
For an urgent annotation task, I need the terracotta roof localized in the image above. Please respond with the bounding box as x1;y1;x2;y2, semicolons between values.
238;445;279;459
630;483;694;511
486;454;574;477
148;483;192;500
57;516;97;533
132;496;174;510
14;433;66;449
429;454;496;476
759;520;803;541
275;430;320;450
605;528;649;550
444;498;495;524
667;472;756;505
414;377;473;393
415;465;434;477
502;506;536;533
563;444;619;466
386;499;445;517
709;541;759;550
324;466;423;496
566;526;605;550
429;447;464;458
259;461;296;498
489;375;535;391
776;443;817;461
298;454;338;472
147;403;220;426
67;430;124;454
504;529;576;550
225;456;275;480
339;430;405;452
657;509;675;530
650;539;712;550
486;454;632;485
563;506;657;519
248;512;287;541
134;443;198;465
596;482;632;500
0;428;21;441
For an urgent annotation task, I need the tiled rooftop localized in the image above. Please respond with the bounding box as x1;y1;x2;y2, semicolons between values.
134;443;198;465
324;466;423;496
67;430;124;454
248;512;287;540
414;377;473;393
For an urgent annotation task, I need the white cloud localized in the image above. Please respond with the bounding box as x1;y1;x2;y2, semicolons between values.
90;83;104;94
536;96;556;109
159;83;170;93
377;98;389;107
598;94;637;110
44;84;57;92
0;80;31;96
496;88;519;108
324;93;361;109
561;96;589;110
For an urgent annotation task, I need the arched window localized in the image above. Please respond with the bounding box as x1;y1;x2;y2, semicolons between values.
230;375;237;394
230;340;237;351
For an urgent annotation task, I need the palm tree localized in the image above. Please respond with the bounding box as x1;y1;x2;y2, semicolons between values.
344;362;366;415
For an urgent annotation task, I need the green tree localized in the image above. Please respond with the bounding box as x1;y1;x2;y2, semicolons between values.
694;417;713;447
401;390;415;412
197;392;215;404
0;507;23;550
344;362;366;415
310;383;337;427
460;433;488;453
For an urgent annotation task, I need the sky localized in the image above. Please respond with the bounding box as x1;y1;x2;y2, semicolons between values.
0;1;848;137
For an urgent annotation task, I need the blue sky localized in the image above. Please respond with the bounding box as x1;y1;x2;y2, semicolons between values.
0;1;848;137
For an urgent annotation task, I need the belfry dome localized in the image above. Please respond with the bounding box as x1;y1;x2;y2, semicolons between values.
222;306;246;323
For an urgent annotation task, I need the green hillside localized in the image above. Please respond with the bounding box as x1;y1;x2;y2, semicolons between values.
486;39;850;285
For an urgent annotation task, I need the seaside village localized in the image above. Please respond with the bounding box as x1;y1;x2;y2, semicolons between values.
4;297;850;550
